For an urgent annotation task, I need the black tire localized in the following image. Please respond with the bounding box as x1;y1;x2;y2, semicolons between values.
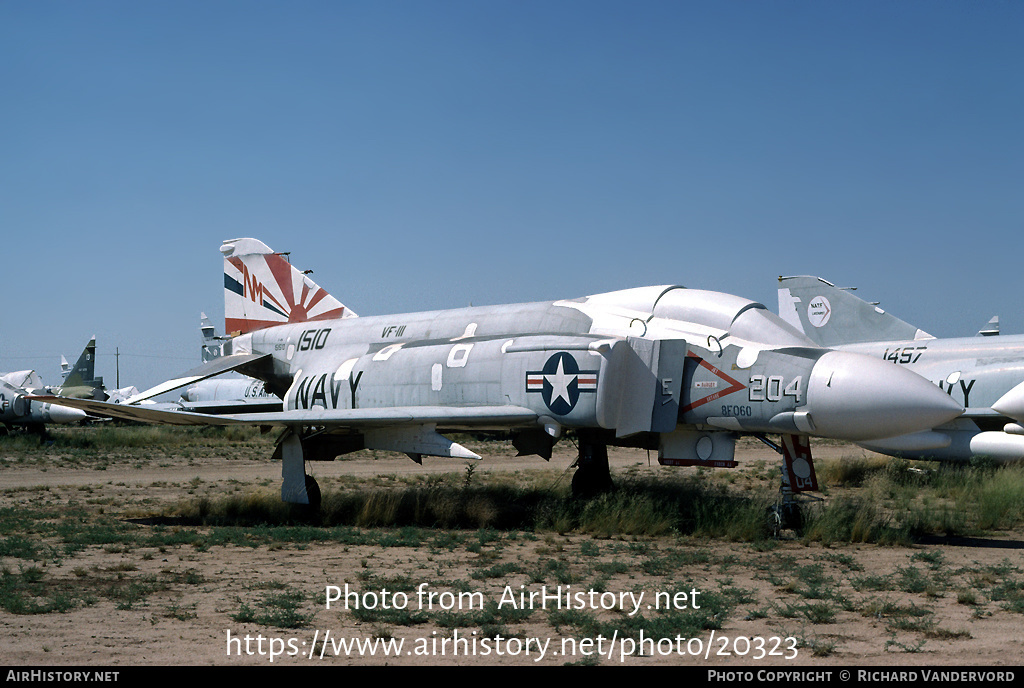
304;474;322;511
571;465;613;498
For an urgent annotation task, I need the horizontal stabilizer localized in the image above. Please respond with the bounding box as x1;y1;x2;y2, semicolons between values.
125;353;272;404
26;396;245;426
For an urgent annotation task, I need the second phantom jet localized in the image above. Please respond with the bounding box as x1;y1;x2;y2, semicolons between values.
779;275;1024;463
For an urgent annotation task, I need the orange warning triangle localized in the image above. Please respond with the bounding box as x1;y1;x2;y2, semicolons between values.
681;352;747;413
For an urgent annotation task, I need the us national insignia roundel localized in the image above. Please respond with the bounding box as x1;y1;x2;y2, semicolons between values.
525;352;598;415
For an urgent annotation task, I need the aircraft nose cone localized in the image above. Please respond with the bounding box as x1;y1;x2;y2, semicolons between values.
47;404;88;424
805;351;964;441
993;381;1024;422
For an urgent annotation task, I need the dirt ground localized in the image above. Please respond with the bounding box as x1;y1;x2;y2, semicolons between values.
1;434;1022;668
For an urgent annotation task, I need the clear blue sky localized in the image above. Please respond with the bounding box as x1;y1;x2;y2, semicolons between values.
2;1;1022;392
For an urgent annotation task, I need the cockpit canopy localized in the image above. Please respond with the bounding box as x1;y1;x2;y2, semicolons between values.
653;287;813;346
586;285;814;348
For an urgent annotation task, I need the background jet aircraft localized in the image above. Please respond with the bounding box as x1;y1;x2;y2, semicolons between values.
978;316;1000;337
177;314;283;414
2;337;101;399
778;275;1024;463
179;377;282;414
168;313;284;414
1;378;87;432
36;239;963;507
2;345;93;432
52;336;140;403
48;337;107;400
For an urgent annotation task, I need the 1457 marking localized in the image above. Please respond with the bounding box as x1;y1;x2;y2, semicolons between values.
883;346;927;364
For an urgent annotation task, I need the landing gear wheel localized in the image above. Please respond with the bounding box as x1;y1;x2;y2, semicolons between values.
767;505;783;539
303;474;322;512
571;466;610;499
780;502;803;531
767;502;803;536
571;439;613;498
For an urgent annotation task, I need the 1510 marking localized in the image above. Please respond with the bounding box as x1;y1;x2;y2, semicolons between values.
297;328;331;351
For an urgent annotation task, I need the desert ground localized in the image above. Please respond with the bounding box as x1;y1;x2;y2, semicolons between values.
0;426;1022;668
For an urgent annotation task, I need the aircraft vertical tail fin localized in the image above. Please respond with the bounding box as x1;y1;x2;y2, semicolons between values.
57;336;105;400
777;276;933;347
200;312;223;362
220;238;357;336
62;337;97;388
978;315;1000;337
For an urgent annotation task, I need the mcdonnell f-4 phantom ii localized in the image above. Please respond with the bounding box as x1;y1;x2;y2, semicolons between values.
34;239;964;508
778;275;1024;464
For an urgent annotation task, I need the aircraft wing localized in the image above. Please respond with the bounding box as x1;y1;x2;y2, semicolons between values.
243;405;540;429
124;353;273;404
27;395;538;430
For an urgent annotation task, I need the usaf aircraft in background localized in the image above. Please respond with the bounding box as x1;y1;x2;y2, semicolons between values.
1;335;145;431
49;337;107;400
179;376;283;414
3;337;106;400
176;313;283;414
778;275;1024;464
49;336;138;404
36;239;964;508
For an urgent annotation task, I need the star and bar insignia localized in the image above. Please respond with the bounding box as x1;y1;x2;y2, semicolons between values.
526;352;598;415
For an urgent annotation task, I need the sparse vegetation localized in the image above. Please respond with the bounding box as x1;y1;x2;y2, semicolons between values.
233;584;315;629
1;426;1021;664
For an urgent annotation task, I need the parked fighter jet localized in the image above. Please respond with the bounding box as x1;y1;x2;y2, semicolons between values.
1;378;87;432
55;336;142;403
3;337;103;400
50;337;106;400
34;239;964;507
2;348;92;432
1;380;87;431
778;275;1024;463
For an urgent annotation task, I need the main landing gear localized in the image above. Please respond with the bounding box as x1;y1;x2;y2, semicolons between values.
303;474;322;512
571;432;614;498
756;433;821;536
276;431;322;511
